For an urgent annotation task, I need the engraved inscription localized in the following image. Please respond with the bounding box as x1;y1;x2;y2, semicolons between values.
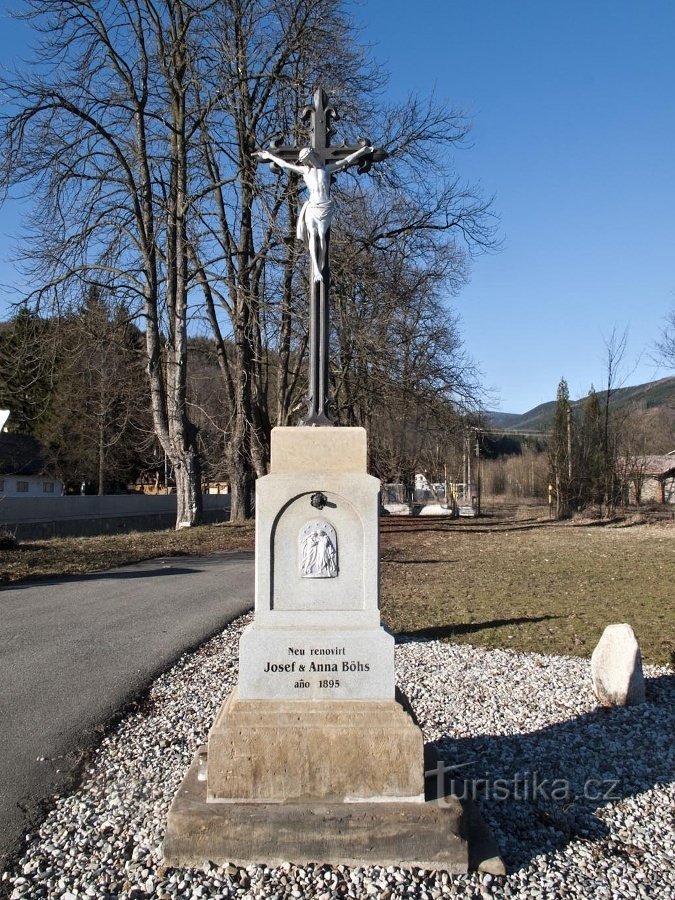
299;519;338;578
263;645;371;690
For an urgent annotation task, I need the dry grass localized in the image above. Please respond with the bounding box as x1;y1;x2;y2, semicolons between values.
0;522;254;584
1;505;672;667
381;510;675;667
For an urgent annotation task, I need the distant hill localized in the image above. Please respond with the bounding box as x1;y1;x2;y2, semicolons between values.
484;376;675;434
484;411;523;428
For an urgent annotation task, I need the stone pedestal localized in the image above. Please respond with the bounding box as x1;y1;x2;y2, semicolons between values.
164;427;503;873
163;750;473;872
207;689;423;803
239;427;392;702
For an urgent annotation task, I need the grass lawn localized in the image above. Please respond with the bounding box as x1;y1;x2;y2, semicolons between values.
380;512;674;667
0;522;255;583
1;506;672;666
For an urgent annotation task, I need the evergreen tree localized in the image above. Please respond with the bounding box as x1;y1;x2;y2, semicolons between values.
577;387;605;507
548;378;572;517
0;295;151;492
0;308;56;434
37;290;151;493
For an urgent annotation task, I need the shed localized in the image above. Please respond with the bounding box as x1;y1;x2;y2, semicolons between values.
622;453;675;505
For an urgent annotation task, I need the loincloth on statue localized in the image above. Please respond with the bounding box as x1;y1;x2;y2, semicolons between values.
296;199;333;244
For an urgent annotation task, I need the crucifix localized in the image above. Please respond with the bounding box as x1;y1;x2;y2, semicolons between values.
254;86;387;426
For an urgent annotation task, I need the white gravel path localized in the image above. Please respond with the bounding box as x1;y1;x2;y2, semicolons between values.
3;613;673;900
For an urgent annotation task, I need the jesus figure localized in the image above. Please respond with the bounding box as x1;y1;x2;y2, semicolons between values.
253;144;374;282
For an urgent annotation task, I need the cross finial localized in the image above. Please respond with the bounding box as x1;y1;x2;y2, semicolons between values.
301;88;336;158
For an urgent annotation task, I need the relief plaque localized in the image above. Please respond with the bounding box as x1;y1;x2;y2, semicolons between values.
299;519;338;578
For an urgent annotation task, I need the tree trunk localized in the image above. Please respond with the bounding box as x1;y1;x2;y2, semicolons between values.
164;2;203;529
175;442;203;529
98;417;105;495
228;318;255;520
555;470;561;519
228;431;253;521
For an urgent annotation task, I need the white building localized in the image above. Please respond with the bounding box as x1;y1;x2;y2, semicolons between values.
0;412;64;497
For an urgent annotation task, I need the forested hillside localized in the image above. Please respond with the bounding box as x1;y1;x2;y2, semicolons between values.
486;376;675;435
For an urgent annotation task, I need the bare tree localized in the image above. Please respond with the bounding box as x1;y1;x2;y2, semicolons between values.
2;0;498;523
0;0;211;526
655;303;675;369
599;328;629;513
188;0;376;517
481;449;548;500
330;236;479;475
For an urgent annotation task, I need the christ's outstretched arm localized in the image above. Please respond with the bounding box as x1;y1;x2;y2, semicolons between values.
326;145;374;174
253;149;305;175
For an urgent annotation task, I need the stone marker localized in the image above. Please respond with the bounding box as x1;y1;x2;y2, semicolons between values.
591;623;646;706
163;86;503;876
164;426;503;872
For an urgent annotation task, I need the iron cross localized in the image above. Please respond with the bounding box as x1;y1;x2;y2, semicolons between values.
256;86;387;426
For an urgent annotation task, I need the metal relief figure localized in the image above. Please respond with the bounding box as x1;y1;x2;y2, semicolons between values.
299;520;338;578
253;144;374;282
314;529;338;576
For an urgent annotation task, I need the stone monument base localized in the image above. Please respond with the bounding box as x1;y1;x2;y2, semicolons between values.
162;419;506;874
163;747;505;874
207;689;424;802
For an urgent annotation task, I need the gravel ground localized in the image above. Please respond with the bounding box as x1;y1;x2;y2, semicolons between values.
2;613;673;900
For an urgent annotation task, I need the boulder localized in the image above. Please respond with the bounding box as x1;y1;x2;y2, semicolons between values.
591;624;645;706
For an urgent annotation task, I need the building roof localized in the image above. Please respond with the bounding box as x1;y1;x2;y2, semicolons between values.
0;432;56;478
637;455;675;478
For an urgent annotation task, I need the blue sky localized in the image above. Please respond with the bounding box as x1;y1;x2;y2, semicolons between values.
353;0;675;411
0;1;673;412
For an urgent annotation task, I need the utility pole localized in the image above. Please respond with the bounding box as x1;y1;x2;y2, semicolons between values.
475;431;481;515
462;435;467;502
566;406;572;483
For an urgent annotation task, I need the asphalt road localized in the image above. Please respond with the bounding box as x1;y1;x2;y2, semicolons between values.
0;552;254;872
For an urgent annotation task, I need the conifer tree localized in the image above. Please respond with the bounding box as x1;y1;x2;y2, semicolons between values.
578;388;605;507
548;378;572;517
0;308;56;434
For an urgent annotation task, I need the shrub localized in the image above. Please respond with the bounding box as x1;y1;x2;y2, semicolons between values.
0;527;18;550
